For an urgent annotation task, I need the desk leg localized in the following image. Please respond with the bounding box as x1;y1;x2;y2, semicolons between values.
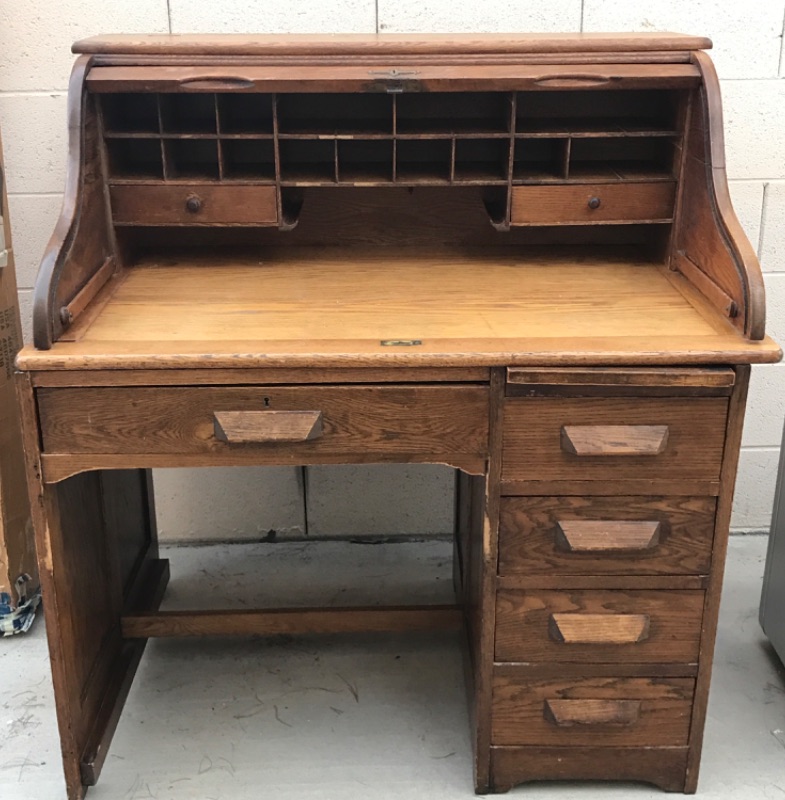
463;368;504;794
18;376;166;800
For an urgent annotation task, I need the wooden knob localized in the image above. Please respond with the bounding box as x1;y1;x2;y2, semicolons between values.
185;194;203;213
587;196;601;210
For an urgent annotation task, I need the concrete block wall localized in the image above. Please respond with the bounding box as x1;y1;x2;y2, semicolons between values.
2;2;784;539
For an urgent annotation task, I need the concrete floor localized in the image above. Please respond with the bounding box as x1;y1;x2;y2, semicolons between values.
1;536;783;799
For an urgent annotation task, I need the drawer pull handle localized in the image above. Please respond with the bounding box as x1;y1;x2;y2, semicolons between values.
185;194;203;214
544;699;641;727
587;196;601;210
178;76;255;90
561;425;669;456
555;520;662;553
549;613;651;645
214;410;323;444
534;73;612;87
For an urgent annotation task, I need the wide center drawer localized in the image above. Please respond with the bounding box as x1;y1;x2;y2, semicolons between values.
495;589;704;663
502;397;728;483
37;385;489;457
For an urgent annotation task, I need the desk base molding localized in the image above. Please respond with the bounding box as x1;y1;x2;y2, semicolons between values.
490;745;689;793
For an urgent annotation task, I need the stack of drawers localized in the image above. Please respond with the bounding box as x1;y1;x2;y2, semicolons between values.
488;367;735;792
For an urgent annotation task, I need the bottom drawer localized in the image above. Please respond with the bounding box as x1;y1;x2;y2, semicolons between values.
492;674;694;746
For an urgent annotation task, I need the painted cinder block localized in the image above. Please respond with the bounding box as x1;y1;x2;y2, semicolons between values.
760;273;785;348
722;80;785;180
15;290;33;344
304;465;455;537
0;94;68;195
728;181;765;254
153;467;306;544
761;182;785;272
169;0;377;34
731;448;781;531
6;195;62;290
583;0;783;79
0;1;169;92
743;365;785;448
377;0;581;32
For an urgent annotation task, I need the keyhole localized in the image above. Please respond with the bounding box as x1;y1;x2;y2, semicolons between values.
263;397;271;407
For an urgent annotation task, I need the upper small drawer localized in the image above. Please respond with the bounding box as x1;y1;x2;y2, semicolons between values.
502;397;728;484
110;184;278;226
37;384;489;459
510;183;675;226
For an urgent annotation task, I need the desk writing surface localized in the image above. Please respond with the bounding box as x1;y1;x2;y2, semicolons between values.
18;247;780;370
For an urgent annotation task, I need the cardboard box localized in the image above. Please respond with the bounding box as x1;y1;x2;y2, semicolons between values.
0;132;39;635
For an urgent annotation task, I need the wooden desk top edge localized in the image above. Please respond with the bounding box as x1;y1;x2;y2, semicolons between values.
73;32;713;57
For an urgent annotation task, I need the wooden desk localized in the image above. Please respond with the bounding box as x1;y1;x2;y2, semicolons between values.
15;33;781;799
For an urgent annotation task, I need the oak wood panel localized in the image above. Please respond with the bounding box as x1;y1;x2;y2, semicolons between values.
490;745;688;793
84;63;702;94
672;54;766;339
493;662;698;679
501;478;720;496
80;557;169;786
560;423;669;456
74;32;713;56
32;57;114;350
463;368;506;793
511;183;675;226
495;589;704;662
492;675;694;746
498;496;716;576
122;605;462;638
506;366;735;394
110;184;278;226
548;612;651;644
498;575;707;591
30;367;491;386
18;252;781;372
555;520;662;551
213;409;323;443
502;396;728;482
37;384;489;456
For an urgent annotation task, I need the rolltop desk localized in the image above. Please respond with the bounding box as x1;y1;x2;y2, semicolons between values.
15;33;782;799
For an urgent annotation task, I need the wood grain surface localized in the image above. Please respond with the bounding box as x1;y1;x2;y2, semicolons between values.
492;675;694;746
498;495;716;576
38;384;489;457
18;250;781;371
495;589;704;662
502;396;728;482
511;183;675;225
73;32;713;57
490;745;689;792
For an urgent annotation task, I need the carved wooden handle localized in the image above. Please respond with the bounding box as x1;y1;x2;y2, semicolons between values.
178;76;255;90
544;699;641;727
549;613;651;644
561;425;669;456
555;520;662;553
534;74;612;87
214;410;323;444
